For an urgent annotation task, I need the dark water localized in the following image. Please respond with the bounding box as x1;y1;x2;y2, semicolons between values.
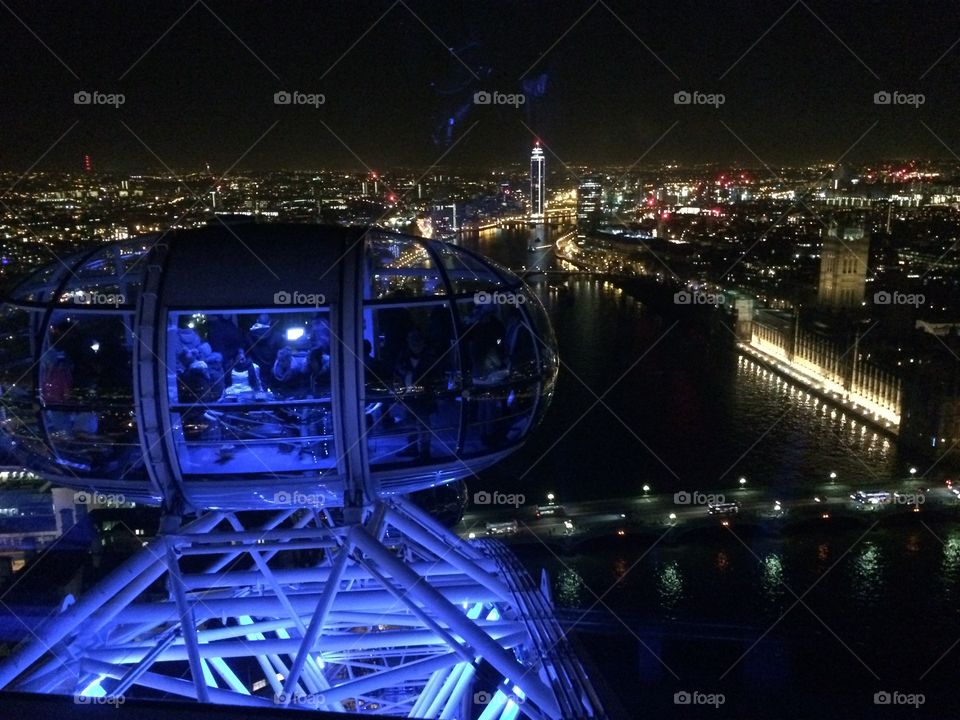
459;224;960;719
460;223;906;500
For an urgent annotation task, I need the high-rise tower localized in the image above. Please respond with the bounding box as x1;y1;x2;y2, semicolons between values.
576;177;603;235
530;141;546;220
817;219;870;309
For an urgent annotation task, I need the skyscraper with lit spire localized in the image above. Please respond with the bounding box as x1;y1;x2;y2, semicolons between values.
530;141;545;220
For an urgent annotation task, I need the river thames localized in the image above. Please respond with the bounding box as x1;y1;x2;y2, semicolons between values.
459;222;958;719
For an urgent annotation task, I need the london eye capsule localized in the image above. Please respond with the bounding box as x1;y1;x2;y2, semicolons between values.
0;224;558;512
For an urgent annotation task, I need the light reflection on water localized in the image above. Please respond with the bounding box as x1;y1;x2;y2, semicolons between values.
613;556;629;583
851;542;883;605
714;550;731;573
657;561;683;610
940;530;960;597
555;565;587;607
761;553;784;603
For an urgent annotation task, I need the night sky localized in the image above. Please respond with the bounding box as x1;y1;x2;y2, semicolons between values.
3;0;960;172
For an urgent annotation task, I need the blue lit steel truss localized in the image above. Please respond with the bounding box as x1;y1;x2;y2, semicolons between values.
0;497;605;718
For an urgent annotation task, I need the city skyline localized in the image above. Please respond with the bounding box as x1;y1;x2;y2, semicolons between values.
3;4;960;718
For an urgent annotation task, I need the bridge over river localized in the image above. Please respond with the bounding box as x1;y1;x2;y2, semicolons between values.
457;480;960;551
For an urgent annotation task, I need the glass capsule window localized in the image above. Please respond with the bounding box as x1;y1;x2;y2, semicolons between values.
431;242;508;295
39;310;143;478
0;307;49;465
57;240;151;308
165;309;338;478
365;235;446;300
363;301;461;467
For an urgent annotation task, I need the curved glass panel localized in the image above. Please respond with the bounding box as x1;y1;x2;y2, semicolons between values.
522;289;559;388
167;309;339;477
8;259;75;304
57;239;151;308
365;235;445;300
39;311;142;478
524;289;559;427
455;297;540;454
41;312;134;405
432;243;510;295
363;302;461;467
0;307;50;463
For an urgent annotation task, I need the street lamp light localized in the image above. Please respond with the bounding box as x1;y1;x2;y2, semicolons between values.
738;477;747;487
909;467;917;476
642;484;651;494
829;472;837;481
546;492;555;503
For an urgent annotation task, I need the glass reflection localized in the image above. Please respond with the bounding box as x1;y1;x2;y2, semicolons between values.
39;311;141;477
431;243;506;294
364;303;459;465
366;236;445;299
456;299;540;455
0;307;47;461
56;239;151;307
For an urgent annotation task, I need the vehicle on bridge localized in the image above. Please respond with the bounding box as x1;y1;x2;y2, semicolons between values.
486;519;519;535
536;503;566;518
707;501;740;516
850;491;891;506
